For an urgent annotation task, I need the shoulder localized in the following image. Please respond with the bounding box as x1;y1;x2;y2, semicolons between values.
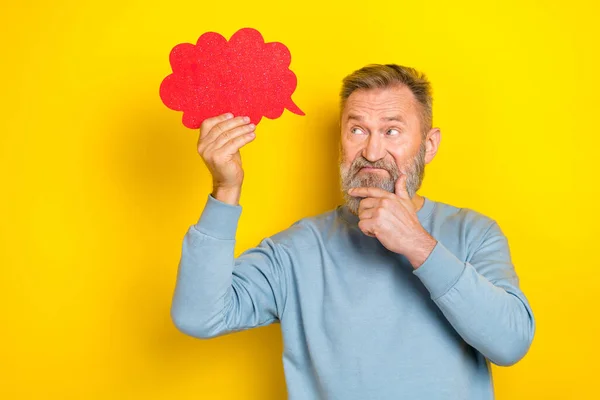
264;208;339;250
428;198;506;257
431;197;498;233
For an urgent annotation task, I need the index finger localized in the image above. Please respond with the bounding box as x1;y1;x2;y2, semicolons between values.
348;186;395;199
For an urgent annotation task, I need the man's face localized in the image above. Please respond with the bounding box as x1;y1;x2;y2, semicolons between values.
339;85;428;215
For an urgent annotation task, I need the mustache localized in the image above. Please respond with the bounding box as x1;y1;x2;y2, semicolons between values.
350;157;399;173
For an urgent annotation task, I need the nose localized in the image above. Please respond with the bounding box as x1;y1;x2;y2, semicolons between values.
362;132;386;162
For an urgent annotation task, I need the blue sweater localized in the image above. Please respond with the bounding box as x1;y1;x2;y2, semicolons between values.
171;194;535;400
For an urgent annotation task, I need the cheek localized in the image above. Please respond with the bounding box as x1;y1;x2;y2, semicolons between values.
390;144;417;167
340;141;361;165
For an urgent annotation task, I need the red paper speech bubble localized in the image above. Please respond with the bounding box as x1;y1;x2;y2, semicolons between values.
159;27;304;129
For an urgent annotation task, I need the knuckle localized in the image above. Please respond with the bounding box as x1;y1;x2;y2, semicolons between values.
204;153;215;163
213;125;224;135
200;119;210;131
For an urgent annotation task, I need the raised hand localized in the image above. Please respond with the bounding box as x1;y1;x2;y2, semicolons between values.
197;113;256;205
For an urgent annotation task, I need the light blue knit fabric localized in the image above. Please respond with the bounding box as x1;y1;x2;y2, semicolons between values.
171;194;535;400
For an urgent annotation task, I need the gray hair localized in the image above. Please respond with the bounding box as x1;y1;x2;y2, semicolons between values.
340;64;433;136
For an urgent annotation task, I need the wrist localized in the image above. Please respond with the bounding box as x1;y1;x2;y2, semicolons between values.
406;232;438;270
211;185;241;206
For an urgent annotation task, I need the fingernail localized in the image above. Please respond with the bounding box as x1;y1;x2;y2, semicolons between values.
225;113;233;119
249;123;255;129
243;116;250;122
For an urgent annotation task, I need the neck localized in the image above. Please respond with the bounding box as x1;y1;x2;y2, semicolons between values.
412;193;425;212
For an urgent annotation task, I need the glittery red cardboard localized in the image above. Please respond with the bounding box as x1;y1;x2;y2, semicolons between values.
159;27;304;129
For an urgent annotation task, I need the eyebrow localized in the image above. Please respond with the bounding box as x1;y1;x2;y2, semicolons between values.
346;114;405;123
381;115;405;123
347;113;364;122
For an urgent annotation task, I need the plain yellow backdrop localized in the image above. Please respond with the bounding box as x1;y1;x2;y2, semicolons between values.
1;0;598;398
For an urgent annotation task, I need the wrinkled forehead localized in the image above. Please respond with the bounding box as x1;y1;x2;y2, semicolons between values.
341;85;420;122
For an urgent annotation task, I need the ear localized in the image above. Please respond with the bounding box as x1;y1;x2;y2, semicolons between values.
424;127;441;164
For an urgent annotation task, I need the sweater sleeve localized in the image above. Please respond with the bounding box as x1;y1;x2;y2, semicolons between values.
412;220;536;366
170;194;289;339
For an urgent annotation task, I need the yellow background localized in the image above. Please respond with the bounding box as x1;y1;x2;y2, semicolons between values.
2;0;598;398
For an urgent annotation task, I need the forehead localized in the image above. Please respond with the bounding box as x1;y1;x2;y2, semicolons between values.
343;85;419;119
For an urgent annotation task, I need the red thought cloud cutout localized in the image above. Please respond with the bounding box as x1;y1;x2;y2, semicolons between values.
159;27;304;129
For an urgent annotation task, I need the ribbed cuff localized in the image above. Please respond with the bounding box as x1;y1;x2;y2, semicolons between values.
413;240;466;300
193;194;242;240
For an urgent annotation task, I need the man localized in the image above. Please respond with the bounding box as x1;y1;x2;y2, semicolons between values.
170;64;536;399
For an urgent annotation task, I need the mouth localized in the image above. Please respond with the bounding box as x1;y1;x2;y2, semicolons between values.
360;167;388;172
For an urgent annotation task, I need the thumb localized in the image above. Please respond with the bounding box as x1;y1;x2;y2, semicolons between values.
395;174;409;199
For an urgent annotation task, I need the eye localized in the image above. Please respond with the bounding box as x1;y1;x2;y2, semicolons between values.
351;127;365;135
386;128;400;136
